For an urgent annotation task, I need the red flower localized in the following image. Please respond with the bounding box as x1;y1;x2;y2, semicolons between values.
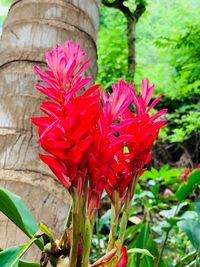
106;79;167;203
34;41;91;101
180;168;191;181
33;41;167;209
180;165;200;181
117;246;128;267
33;41;133;201
32;41;100;192
87;81;134;214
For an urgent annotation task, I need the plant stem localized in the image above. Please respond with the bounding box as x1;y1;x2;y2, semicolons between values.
116;176;138;262
81;215;96;267
64;199;72;229
69;190;80;267
156;230;170;267
157;204;180;267
69;175;89;267
96;215;101;258
119;186;134;240
107;204;120;252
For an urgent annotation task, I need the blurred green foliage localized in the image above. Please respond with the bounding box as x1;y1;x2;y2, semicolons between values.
97;0;200;145
1;2;200;265
95;167;200;266
96;6;128;88
0;0;10;26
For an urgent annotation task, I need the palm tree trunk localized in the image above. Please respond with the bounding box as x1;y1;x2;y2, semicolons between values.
0;0;100;260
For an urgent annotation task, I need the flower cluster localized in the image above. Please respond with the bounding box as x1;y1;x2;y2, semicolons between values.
106;79;167;204
32;40;167;266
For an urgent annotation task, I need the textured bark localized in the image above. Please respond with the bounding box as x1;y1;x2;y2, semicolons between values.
0;0;100;261
102;0;146;79
127;17;136;79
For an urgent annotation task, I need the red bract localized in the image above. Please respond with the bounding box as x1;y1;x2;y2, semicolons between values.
33;40;166;208
88;80;134;214
106;79;167;202
32;41;134;202
34;40;92;102
117;246;128;267
32;41;100;191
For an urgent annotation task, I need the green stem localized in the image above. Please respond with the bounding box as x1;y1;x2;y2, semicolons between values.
157;204;180;267
116;176;138;261
81;177;94;267
81;215;96;267
118;203;130;245
70;176;89;267
119;177;137;246
69;190;80;267
64;199;72;229
156;230;170;267
96;215;101;258
195;249;200;267
107;204;120;252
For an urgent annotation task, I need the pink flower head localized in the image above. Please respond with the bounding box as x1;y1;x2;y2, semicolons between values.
34;40;92;105
33;41;167;210
87;81;134;214
102;79;134;124
32;41;100;192
106;79;167;203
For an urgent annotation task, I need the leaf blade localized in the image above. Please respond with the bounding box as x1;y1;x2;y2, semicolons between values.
0;187;43;249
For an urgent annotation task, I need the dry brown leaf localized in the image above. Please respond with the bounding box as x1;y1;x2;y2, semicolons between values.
89;247;117;267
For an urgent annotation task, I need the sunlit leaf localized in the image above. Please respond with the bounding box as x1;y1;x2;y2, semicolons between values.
0;187;43;249
176;170;200;201
128;248;154;258
0;237;38;267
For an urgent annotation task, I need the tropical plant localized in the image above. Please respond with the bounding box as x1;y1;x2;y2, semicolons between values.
0;40;167;266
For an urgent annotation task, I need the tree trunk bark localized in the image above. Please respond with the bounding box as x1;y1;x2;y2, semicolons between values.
0;0;100;261
127;17;136;80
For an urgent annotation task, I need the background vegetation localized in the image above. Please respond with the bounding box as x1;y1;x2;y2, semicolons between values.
0;0;200;266
95;1;200;266
97;0;200;169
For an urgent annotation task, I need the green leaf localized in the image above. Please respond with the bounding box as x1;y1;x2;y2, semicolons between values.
150;167;159;177
166;217;182;226
160;202;188;218
0;237;37;267
134;223;158;266
140;170;156;180
98;209;111;231
19;260;40;267
160;164;169;174
128;248;154;258
176;170;200;201
40;223;54;242
175;251;197;267
0;187;43;249
178;219;200;250
194;198;200;219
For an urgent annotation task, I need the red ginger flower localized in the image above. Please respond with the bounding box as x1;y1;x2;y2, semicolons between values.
34;40;91;102
32;41;100;191
32;41;132;200
106;79;167;203
87;80;134;214
32;40;167;210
